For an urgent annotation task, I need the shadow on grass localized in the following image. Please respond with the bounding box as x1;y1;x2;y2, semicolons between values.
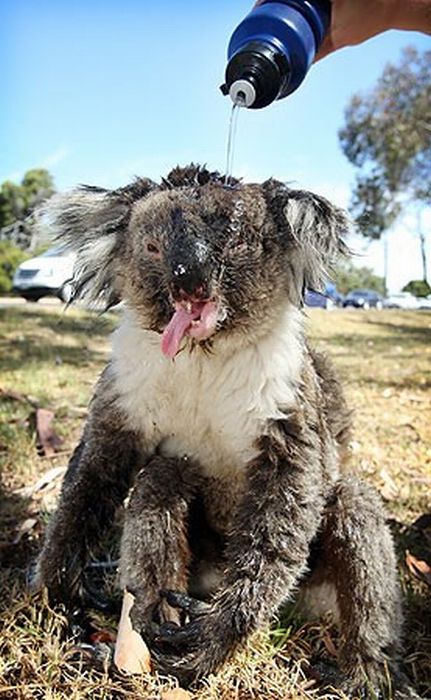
318;330;431;352
357;374;431;391
0;476;40;571
35;310;118;338
361;312;430;342
0;307;113;373
0;335;107;373
0;307;117;338
389;517;431;698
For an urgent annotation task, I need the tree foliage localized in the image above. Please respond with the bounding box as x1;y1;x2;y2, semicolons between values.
339;46;431;239
0;169;55;249
402;279;431;298
0;242;28;294
332;259;385;296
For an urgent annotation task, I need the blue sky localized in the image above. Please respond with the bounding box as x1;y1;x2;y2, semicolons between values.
1;0;430;289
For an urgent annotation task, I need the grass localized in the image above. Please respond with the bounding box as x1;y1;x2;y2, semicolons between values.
0;304;430;699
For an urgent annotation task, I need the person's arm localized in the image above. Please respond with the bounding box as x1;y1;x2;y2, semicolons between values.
314;0;431;61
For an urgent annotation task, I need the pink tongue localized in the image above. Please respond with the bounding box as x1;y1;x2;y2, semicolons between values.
161;302;218;359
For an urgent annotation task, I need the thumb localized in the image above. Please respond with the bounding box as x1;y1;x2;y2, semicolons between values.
313;34;336;62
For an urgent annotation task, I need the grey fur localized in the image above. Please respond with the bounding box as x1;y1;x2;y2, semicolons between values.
36;165;414;697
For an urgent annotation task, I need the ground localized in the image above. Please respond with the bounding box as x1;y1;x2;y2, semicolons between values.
0;304;430;700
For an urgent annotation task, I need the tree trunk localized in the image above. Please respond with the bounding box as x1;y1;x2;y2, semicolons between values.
417;208;428;284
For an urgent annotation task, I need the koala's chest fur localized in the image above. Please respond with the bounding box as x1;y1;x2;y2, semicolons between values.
111;308;304;479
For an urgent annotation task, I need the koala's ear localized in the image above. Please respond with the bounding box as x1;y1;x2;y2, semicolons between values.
263;179;350;290
39;178;156;308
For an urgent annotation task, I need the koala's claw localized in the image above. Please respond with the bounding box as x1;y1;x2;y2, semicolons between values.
150;647;200;687
146;591;212;655
160;590;211;618
146;596;209;682
153;620;202;650
147;594;229;685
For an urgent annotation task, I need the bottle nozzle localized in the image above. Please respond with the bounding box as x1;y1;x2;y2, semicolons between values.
221;41;287;109
229;79;256;107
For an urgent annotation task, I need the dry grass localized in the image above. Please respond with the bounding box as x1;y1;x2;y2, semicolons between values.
0;305;430;700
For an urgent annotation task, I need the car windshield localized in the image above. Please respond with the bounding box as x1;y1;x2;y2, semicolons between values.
41;246;68;257
350;290;370;297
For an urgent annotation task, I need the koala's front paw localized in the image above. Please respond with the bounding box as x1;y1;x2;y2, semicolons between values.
145;590;230;686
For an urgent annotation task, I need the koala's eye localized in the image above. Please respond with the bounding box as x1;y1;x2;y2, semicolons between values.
146;242;161;257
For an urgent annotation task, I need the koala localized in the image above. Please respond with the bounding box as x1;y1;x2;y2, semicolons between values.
36;165;411;697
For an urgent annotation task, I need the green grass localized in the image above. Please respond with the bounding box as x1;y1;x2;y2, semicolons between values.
0;306;430;699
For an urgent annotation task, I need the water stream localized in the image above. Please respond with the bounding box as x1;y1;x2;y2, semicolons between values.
224;101;242;186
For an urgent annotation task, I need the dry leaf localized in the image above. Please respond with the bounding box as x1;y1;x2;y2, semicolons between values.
405;550;431;587
35;408;64;457
17;465;66;499
114;589;152;674
12;518;38;544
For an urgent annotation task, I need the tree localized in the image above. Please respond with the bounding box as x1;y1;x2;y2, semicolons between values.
0;242;28;294
332;259;385;296
402;279;431;298
0;181;27;228
0;169;55;250
339;46;431;281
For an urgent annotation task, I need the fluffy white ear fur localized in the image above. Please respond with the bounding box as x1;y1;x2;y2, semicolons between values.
263;179;350;291
283;192;350;291
39;179;155;308
43;188;125;307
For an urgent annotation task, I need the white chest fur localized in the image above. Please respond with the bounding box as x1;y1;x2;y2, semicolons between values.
111;307;304;479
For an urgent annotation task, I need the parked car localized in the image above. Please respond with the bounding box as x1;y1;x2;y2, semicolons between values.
13;246;76;302
383;292;420;310
304;282;344;310
304;289;335;309
417;295;431;310
324;282;344;307
343;289;384;310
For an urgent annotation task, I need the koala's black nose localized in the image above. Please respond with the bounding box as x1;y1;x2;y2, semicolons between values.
167;235;211;298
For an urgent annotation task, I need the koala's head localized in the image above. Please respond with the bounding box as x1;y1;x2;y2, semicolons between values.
44;164;348;357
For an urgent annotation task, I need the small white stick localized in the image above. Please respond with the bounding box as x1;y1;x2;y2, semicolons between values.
114;589;152;674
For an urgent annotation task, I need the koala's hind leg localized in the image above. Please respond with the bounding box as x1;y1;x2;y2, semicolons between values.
36;372;140;607
119;455;200;631
315;476;409;697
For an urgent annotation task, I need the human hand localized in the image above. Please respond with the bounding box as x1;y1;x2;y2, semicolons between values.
314;0;431;61
254;0;431;61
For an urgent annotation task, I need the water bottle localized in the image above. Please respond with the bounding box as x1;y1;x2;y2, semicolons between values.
221;0;331;109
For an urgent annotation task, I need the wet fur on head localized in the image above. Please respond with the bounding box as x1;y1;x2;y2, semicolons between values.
41;164;349;323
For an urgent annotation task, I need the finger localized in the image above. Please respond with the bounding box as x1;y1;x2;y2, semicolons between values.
154;621;198;646
143;618;161;643
313;35;335;62
161;590;210;616
151;649;196;686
